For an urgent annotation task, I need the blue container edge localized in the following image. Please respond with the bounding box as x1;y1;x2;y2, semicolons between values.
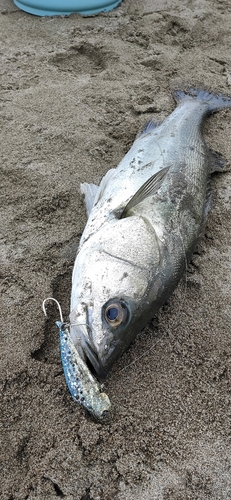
13;0;122;16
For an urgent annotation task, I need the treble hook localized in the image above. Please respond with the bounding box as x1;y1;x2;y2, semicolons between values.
42;297;64;323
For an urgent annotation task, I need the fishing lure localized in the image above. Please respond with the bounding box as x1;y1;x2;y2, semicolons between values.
42;298;111;421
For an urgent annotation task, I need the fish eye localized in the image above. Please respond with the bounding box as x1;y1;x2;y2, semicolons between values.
104;300;128;327
106;307;119;321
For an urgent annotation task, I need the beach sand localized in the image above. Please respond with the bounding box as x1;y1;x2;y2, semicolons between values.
1;0;231;498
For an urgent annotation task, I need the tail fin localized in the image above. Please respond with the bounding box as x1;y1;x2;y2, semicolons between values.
172;88;231;113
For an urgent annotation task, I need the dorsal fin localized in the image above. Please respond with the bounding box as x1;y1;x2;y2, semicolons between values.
121;166;170;218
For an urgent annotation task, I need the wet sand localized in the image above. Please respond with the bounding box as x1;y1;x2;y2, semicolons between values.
1;0;231;498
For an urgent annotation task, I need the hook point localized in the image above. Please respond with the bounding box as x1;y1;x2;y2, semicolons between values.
42;297;64;323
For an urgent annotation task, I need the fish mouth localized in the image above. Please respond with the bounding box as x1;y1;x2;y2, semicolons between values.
70;323;108;379
81;336;108;379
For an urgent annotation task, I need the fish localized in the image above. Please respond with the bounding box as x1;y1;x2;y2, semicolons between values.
69;88;231;383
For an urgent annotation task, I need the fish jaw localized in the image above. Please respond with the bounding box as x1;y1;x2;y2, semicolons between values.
69;281;159;379
69;304;109;378
69;301;135;378
69;296;132;379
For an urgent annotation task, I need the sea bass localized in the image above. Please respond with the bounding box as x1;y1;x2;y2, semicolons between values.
69;88;231;384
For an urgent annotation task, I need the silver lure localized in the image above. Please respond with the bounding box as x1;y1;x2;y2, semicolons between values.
43;298;111;421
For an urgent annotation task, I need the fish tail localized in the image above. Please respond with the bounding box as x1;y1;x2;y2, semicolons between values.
173;88;231;112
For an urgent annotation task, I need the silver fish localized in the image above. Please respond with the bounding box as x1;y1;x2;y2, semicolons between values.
70;88;231;381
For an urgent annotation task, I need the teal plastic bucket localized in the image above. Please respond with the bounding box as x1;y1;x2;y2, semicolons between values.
13;0;122;16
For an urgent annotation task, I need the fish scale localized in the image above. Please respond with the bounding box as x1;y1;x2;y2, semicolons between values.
54;88;231;418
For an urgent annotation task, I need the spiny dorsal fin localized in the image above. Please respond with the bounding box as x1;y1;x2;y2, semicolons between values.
121;166;170;219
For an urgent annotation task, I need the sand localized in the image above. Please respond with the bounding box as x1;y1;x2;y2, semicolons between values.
1;0;231;498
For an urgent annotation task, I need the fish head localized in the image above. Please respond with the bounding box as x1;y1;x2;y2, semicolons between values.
70;217;162;378
70;293;133;379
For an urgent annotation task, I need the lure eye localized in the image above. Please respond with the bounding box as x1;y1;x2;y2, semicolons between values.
104;300;128;327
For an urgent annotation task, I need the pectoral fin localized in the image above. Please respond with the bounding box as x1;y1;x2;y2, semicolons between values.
81;182;99;218
121;166;170;218
81;168;117;217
